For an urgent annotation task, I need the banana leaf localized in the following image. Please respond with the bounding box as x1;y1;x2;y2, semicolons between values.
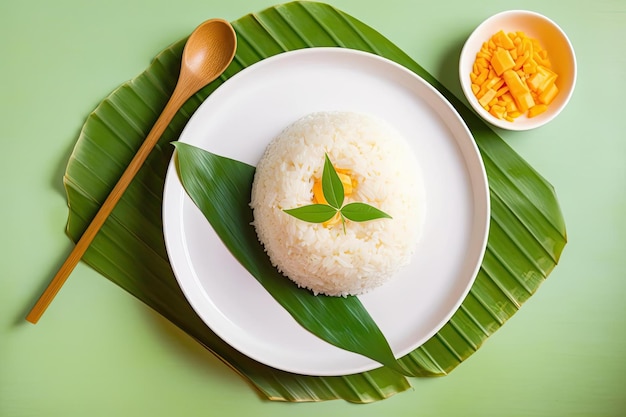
172;142;407;374
62;1;567;403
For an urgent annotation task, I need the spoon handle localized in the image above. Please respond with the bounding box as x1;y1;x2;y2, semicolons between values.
26;90;187;324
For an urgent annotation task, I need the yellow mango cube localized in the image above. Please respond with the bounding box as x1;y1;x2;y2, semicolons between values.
496;85;509;97
515;91;536;113
528;104;548;118
489;104;507;119
502;70;528;97
493;30;515;49
491;48;516;76
478;88;497;107
527;71;547;92
538;82;559;105
538;74;557;94
505;100;518;113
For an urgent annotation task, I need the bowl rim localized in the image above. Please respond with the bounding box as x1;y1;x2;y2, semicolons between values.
459;9;577;131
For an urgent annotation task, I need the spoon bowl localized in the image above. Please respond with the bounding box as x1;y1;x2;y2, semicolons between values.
26;18;237;324
178;19;237;98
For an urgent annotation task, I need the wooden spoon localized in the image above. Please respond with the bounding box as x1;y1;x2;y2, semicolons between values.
26;19;237;324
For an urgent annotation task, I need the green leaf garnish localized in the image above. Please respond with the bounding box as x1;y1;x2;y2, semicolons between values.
322;154;344;209
341;202;392;222
283;154;391;229
284;204;338;223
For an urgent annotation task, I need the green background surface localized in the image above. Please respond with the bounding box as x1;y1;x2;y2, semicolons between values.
1;0;624;416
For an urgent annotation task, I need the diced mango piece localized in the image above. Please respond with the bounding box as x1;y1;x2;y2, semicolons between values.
312;179;326;205
515;91;536;113
528;104;548;118
537;65;556;77
513;50;529;70
476;57;489;69
492;30;515;49
502;70;528;96
491;48;516;76
338;173;352;195
538;82;559;105
533;51;550;67
478;88;497;108
522;38;534;60
538;74;557;94
474;69;488;85
477;51;492;60
505;100;518;113
502;70;535;112
522;59;538;75
477;75;499;98
489;104;507;119
527;71;547;92
496;85;509;97
484;75;502;90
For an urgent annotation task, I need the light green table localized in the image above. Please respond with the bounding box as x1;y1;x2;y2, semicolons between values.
2;0;624;415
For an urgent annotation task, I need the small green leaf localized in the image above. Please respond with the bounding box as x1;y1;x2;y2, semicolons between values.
284;204;338;223
341;202;392;222
322;154;344;209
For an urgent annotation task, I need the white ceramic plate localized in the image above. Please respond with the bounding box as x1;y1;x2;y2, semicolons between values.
163;48;490;376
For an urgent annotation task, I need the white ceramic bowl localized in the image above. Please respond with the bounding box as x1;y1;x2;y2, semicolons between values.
459;10;577;130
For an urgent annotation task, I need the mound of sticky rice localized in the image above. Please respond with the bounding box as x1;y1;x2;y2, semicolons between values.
250;111;422;297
